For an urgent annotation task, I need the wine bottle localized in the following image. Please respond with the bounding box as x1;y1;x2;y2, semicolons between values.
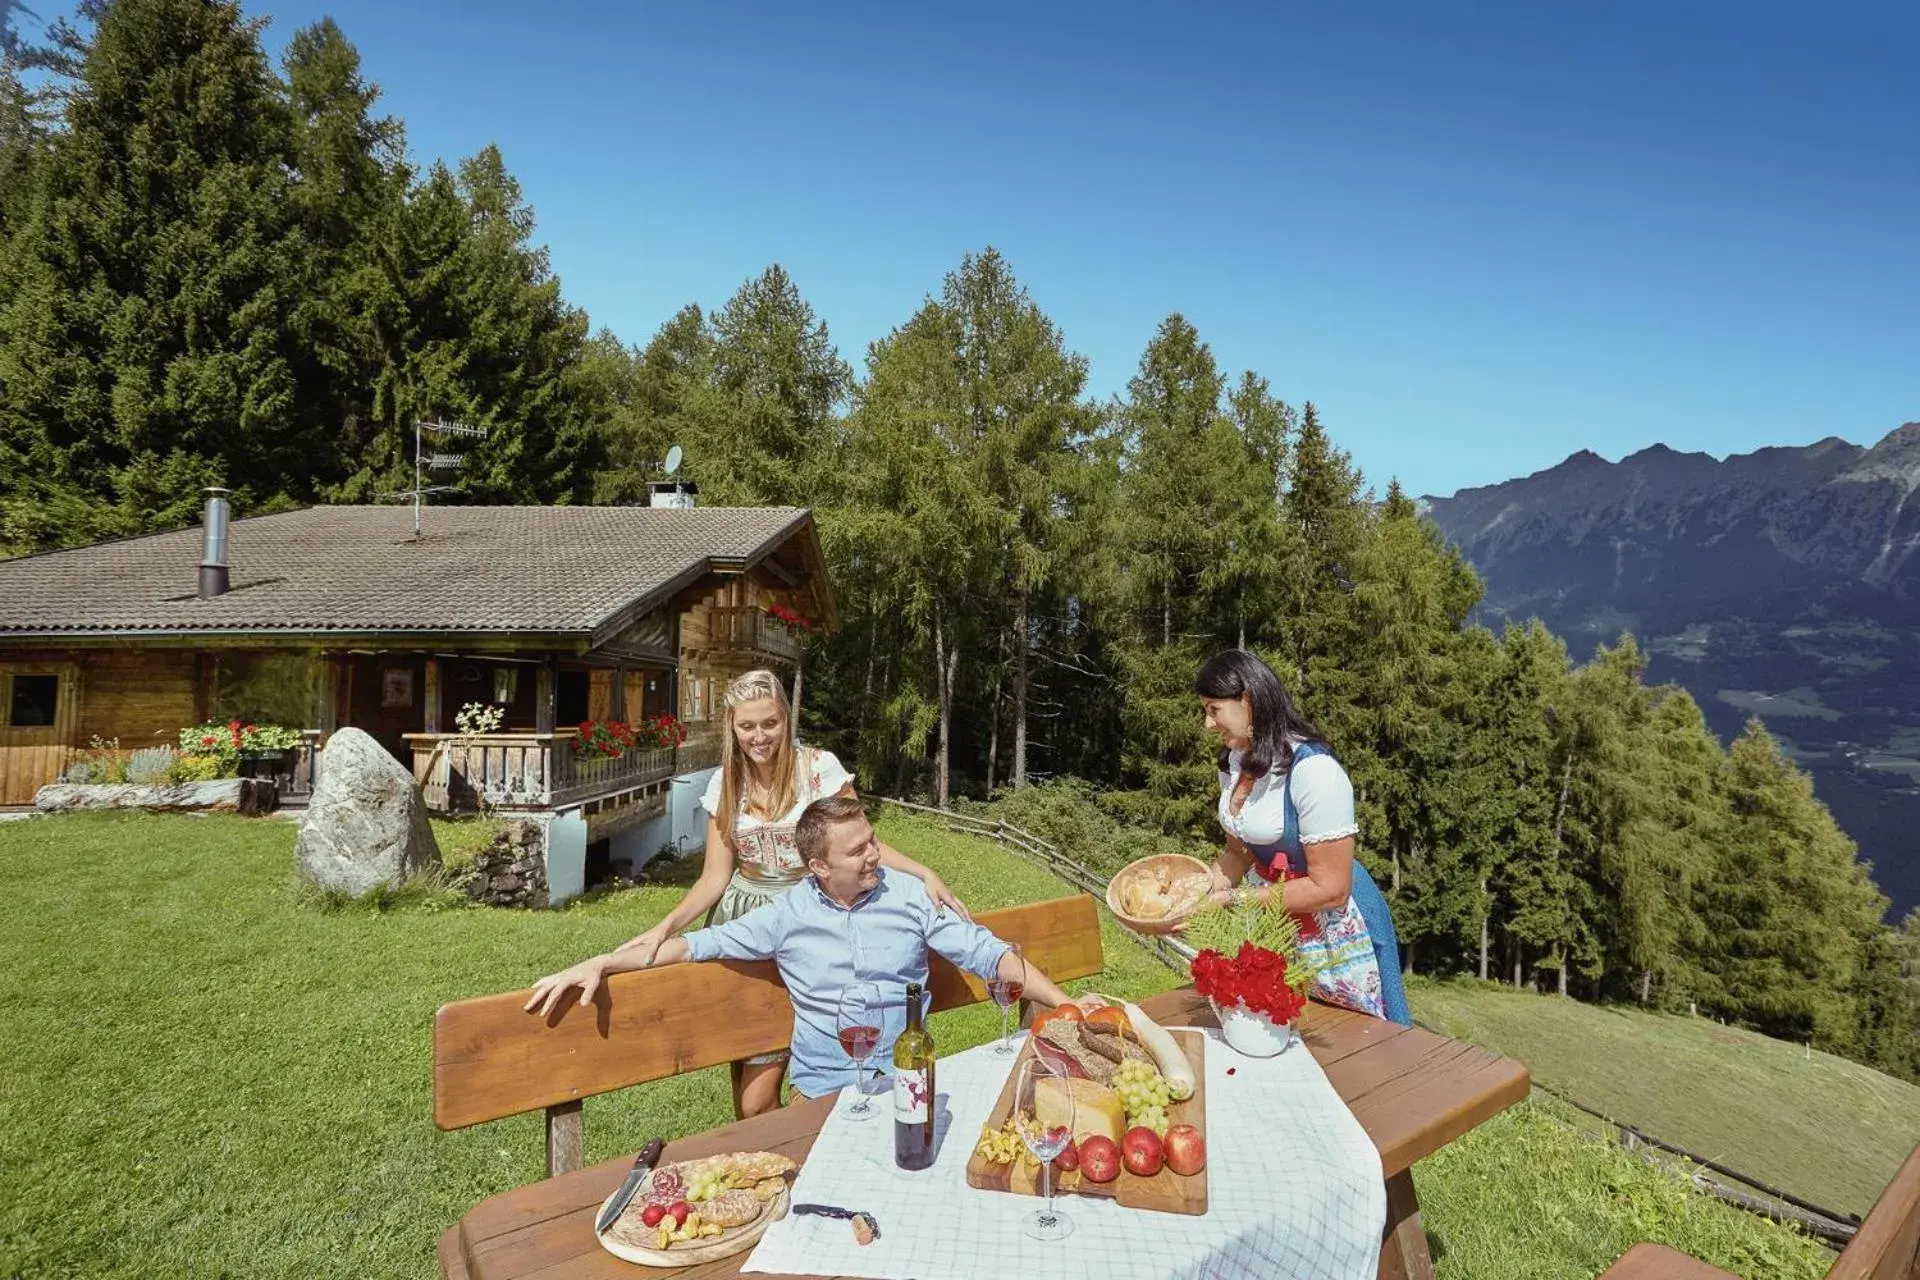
893;981;936;1170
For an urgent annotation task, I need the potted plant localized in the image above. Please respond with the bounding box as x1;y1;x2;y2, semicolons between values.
455;702;504;736
178;722;302;780
1181;895;1322;1057
634;712;689;751
763;601;813;633
574;719;639;761
238;724;302;779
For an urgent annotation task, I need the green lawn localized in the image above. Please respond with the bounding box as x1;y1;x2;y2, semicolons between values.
0;812;1836;1278
0;811;1177;1278
1415;1099;1829;1280
1409;975;1920;1219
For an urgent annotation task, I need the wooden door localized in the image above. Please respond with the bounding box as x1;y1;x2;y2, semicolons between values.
0;663;79;806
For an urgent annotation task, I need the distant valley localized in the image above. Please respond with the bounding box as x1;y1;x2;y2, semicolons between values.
1421;424;1920;920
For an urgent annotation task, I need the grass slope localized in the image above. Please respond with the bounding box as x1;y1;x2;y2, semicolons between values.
1409;975;1920;1218
0;812;1835;1278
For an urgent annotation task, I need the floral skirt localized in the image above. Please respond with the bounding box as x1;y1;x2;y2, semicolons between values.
1244;860;1400;1023
705;868;806;1066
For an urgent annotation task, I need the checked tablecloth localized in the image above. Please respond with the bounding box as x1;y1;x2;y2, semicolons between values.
743;1024;1385;1280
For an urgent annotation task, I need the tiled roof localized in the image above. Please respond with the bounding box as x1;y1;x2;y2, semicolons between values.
0;505;816;636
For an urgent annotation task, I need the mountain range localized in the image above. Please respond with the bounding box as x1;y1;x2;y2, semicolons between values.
1421;423;1920;921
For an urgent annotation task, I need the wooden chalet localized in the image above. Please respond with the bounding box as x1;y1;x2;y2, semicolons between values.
0;497;833;891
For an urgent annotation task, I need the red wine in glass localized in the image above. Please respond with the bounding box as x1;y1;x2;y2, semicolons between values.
838;1024;881;1060
991;944;1026;1056
837;981;883;1122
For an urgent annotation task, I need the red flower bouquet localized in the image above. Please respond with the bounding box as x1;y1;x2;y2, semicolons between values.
1191;942;1308;1027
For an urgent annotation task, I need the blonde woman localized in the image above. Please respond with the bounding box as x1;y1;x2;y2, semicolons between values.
616;669;970;1117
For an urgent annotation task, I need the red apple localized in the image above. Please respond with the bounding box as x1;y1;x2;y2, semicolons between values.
1122;1126;1164;1177
1053;1137;1080;1173
1078;1135;1121;1183
1164;1124;1207;1176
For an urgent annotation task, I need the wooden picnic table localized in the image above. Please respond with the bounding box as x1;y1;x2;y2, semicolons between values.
440;986;1530;1280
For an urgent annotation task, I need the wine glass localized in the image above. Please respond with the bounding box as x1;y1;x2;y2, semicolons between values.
1013;1060;1075;1241
836;981;883;1122
988;943;1026;1057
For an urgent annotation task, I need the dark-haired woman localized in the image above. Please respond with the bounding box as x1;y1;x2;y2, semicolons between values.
1194;649;1410;1026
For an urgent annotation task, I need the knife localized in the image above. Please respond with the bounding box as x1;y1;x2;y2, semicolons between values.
595;1137;667;1234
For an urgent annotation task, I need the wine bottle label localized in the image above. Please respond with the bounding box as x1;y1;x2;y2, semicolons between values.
892;1067;930;1123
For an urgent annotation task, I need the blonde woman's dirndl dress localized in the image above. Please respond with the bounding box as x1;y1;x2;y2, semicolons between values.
701;745;853;1066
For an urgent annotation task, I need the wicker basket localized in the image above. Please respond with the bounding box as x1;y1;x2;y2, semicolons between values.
1106;853;1213;935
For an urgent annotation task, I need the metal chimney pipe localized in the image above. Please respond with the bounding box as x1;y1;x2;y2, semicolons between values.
198;487;232;599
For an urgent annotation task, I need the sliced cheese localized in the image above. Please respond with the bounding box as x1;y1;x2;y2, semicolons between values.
1034;1075;1124;1146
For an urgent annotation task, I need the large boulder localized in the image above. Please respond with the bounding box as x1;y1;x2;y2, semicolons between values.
35;779;277;816
294;728;441;896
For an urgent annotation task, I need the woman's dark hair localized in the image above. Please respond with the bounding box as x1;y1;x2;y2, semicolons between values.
1192;649;1326;779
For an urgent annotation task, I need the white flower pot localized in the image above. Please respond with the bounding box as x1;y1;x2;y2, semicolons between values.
1210;998;1295;1057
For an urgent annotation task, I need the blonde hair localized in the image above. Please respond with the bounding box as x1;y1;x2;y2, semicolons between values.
716;669;800;852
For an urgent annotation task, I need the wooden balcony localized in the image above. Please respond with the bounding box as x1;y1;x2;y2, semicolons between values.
405;733;678;815
679;723;725;774
700;606;801;666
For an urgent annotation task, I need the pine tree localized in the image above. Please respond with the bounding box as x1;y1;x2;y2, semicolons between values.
1491;621;1580;990
694;264;850;507
938;248;1092;789
280;17;409;493
0;56;41;235
0;0;303;549
589;304;713;506
1109;315;1238;829
1695;720;1887;1050
332;147;599;504
836;301;972;804
1213;372;1300;650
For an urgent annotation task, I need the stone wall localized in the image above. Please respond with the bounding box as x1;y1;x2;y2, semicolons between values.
461;818;550;909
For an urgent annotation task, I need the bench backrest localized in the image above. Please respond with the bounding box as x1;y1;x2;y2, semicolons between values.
432;893;1104;1172
1830;1140;1920;1280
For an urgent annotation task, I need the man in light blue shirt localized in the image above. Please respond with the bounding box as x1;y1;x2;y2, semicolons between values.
526;795;1077;1100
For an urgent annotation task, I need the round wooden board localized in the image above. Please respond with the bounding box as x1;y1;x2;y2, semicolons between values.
594;1184;790;1268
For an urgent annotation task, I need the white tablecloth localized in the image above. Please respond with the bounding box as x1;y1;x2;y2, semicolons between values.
743;1024;1385;1280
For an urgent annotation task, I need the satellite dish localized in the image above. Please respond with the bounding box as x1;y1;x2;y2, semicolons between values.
663;445;683;476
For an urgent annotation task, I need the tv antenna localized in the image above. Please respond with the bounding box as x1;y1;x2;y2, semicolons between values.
663;443;683;476
381;417;489;537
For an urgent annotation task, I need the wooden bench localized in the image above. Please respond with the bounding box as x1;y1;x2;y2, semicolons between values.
1601;1141;1920;1280
432;893;1107;1177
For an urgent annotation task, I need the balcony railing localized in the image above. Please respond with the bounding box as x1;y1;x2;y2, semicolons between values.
705;606;801;665
404;732;678;814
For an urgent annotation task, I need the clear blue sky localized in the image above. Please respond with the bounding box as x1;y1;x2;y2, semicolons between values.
25;0;1920;496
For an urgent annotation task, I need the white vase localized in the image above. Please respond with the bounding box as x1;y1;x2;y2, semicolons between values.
1210;998;1295;1057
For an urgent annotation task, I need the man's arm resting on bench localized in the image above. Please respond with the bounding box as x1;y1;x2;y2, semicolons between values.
522;937;700;1016
525;903;784;1017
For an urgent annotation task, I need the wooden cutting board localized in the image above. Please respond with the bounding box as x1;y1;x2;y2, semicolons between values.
964;1028;1208;1216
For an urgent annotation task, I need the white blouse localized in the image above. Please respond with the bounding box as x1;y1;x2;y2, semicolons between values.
701;746;853;876
1217;745;1359;848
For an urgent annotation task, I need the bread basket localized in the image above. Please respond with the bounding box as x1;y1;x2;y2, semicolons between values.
1106;853;1213;935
